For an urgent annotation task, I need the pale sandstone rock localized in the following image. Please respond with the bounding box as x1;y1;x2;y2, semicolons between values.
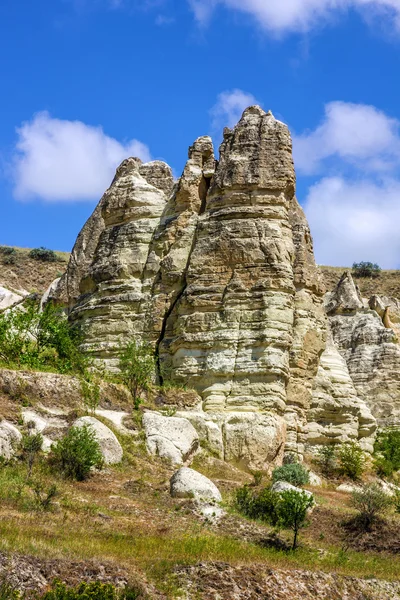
0;421;22;459
142;411;199;465
328;273;400;427
60;106;382;468
306;333;376;453
74;416;123;465
0;286;23;310
271;480;314;500
170;467;222;501
40;278;61;311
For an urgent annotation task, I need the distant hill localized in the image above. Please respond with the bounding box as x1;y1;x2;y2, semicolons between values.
0;246;70;295
320;266;400;298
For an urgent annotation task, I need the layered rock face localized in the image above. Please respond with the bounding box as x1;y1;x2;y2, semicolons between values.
52;106;379;469
326;271;400;427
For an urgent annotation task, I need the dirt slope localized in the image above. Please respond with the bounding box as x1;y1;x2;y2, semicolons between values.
0;246;69;294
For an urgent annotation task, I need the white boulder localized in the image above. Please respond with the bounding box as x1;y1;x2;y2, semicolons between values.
73;416;123;465
170;467;222;502
143;411;199;465
0;286;23;310
0;421;22;459
271;480;314;500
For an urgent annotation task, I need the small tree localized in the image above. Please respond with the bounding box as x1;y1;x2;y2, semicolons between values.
275;489;314;550
50;425;103;481
352;262;381;278
119;340;155;410
350;483;392;531
338;441;365;481
374;429;400;478
317;445;337;477
272;463;310;487
20;431;43;478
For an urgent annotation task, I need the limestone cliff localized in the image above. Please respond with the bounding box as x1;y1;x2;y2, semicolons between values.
51;106;378;469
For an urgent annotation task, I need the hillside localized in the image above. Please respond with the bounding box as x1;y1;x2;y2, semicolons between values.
320;266;400;298
0;246;70;295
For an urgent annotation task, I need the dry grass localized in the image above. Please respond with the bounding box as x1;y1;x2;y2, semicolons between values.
0;246;69;294
320;266;400;298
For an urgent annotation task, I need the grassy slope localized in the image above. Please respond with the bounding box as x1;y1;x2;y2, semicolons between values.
0;246;70;295
1;399;400;598
320;266;400;298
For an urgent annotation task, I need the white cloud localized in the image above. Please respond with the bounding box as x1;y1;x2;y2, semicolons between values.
210;89;260;132
189;0;400;34
293;101;400;174
13;112;151;202
304;176;400;268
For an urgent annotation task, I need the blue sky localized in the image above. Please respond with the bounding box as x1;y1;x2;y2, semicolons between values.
1;0;400;267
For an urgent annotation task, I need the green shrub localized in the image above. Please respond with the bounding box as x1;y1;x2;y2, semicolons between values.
272;463;310;487
0;301;87;375
374;429;400;477
20;431;43;478
235;484;278;524
29;247;58;262
352;261;381;278
50;425;103;481
38;581;142;600
119;340;155;410
350;483;392;530
338;441;365;481
0;246;16;256
316;445;337;477
275;489;314;550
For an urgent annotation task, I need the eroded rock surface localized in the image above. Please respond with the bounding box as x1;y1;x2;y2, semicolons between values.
57;105;382;468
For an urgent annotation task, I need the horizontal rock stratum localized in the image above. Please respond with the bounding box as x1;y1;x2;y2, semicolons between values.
48;105;400;469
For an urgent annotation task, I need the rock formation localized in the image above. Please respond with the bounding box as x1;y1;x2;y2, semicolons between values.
50;105;380;470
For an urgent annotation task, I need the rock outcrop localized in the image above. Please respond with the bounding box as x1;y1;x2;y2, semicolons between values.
327;272;400;427
142;411;199;465
50;105;380;469
170;467;222;502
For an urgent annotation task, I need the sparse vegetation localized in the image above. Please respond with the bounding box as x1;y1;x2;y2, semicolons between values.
39;581;143;600
272;463;310;487
350;483;392;531
29;247;58;263
352;261;381;279
118;340;155;410
49;425;103;481
338;442;365;481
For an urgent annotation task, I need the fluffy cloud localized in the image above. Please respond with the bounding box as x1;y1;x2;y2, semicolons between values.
293;101;400;174
189;0;400;34
13;112;151;202
304;176;400;268
210;89;259;131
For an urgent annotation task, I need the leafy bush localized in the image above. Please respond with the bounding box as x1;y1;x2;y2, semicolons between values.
235;484;278;524
275;489;314;550
317;445;337;477
50;425;103;481
0;301;86;374
350;483;392;530
119;340;155;410
374;429;400;477
272;463;310;487
338;441;365;481
352;261;381;278
29;247;58;262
